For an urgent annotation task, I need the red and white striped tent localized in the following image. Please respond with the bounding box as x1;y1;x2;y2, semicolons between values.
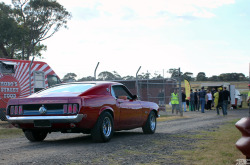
0;58;60;112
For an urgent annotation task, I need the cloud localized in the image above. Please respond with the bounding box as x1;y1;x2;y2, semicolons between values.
192;10;216;18
60;0;235;21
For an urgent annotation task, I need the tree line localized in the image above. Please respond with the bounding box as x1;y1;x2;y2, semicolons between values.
62;69;249;82
0;0;71;60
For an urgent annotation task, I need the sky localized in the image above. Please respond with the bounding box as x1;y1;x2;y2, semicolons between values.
2;0;250;79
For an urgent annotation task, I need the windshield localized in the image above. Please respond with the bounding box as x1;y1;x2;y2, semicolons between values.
36;83;95;95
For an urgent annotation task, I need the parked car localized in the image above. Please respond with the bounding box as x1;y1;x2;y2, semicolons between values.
6;82;159;142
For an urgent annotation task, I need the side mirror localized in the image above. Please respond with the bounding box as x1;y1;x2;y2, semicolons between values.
132;95;138;100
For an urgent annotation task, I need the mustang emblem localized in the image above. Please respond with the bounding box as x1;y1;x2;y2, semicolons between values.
39;105;47;114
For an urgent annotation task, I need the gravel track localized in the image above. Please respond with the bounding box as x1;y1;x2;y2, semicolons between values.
0;109;248;165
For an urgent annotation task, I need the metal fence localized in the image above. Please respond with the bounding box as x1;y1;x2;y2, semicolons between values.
116;78;179;106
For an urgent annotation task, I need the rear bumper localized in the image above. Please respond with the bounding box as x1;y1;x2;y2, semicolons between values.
6;114;84;124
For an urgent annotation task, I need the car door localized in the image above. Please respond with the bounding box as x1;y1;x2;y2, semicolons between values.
111;85;142;127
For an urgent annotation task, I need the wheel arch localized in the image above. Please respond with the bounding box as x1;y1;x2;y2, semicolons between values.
99;106;114;118
151;109;159;118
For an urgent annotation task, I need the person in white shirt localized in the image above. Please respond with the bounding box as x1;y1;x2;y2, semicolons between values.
206;90;213;110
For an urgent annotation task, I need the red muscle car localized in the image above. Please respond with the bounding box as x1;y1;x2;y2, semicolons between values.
6;82;159;142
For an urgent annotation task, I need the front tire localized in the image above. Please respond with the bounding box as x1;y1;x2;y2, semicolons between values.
24;130;48;142
142;111;157;134
91;112;114;142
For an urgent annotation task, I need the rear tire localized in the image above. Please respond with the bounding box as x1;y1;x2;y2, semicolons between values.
24;130;48;142
142;111;157;134
91;112;114;142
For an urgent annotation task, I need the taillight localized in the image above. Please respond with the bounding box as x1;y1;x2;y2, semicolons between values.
10;106;14;115
19;106;23;115
11;105;23;115
63;104;68;114
15;106;18;115
73;104;77;114
68;104;72;114
63;104;78;114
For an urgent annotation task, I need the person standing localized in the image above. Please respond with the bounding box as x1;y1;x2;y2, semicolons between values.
186;98;189;110
222;87;231;116
211;88;216;109
190;89;195;111
158;89;164;106
199;87;206;113
197;89;201;111
194;89;198;111
170;89;179;114
214;88;219;110
181;90;187;112
216;87;223;115
206;90;213;110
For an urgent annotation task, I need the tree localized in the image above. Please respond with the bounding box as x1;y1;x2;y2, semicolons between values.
77;76;95;81
219;73;247;81
122;75;135;80
98;71;116;80
207;75;220;81
196;72;207;81
62;73;77;82
137;72;151;80
152;72;163;79
112;71;122;80
168;68;182;78
0;2;22;58
183;72;193;81
1;0;71;60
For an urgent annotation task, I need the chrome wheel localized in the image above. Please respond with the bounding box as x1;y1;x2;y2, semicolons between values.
102;117;112;137
91;112;114;142
142;111;157;134
150;114;156;131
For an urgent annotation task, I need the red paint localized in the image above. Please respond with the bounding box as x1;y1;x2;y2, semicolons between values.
0;75;20;106
6;82;159;132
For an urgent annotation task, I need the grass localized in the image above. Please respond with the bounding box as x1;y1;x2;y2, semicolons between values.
157;115;188;122
0;128;23;139
0;121;23;138
241;101;250;109
176;119;246;165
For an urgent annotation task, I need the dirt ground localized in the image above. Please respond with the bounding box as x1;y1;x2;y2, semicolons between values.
0;109;248;165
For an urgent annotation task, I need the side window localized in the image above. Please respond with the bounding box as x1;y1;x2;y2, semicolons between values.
47;75;61;87
112;85;133;100
0;61;15;74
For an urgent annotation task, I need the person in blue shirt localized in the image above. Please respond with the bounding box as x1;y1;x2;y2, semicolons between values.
199;87;206;113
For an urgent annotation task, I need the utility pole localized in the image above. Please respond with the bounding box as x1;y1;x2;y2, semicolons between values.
178;67;183;116
29;57;34;95
136;66;141;100
94;62;100;80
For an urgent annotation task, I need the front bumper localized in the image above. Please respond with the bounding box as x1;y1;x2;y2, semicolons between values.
6;114;84;124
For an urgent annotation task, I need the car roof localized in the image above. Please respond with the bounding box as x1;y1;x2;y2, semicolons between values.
56;81;124;88
61;81;121;85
